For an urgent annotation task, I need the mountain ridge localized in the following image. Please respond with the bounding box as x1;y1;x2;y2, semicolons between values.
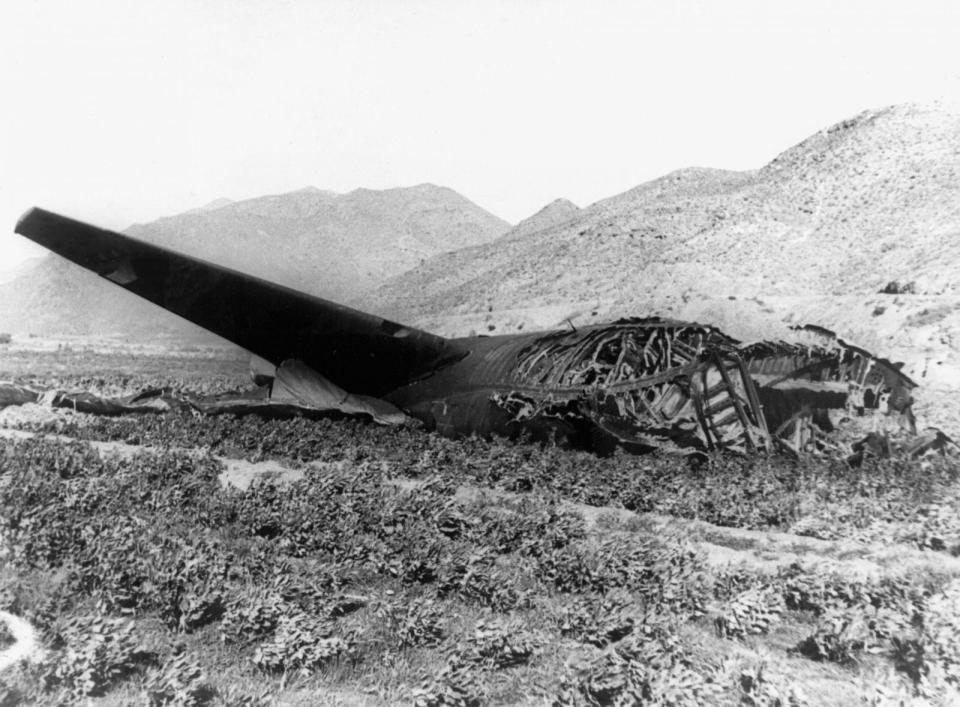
0;184;510;337
5;102;958;394
357;102;960;388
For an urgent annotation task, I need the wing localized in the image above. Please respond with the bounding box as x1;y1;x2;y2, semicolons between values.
15;207;466;396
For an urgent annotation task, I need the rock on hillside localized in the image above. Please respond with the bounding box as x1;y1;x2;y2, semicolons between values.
360;103;960;389
0;184;509;337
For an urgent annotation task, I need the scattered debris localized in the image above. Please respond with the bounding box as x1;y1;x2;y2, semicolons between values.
0;358;414;427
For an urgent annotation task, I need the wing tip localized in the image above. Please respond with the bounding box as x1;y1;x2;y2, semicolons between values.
14;206;43;238
13;208;107;261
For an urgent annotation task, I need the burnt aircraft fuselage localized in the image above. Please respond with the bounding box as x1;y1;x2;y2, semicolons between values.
384;320;771;455
14;207;916;457
383;319;916;456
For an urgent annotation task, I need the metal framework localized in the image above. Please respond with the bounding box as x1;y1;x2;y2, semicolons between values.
493;319;770;454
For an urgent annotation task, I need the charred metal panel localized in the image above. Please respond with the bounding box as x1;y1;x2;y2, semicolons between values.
740;329;916;431
489;319;769;454
741;327;915;403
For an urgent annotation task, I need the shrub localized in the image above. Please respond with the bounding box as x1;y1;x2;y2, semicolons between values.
922;579;960;685
39;615;145;701
796;607;872;664
377;596;446;648
465;618;539;668
556;591;639;647
143;651;214;706
735;659;810;706
412;654;487;707
252;614;352;674
715;586;784;639
219;592;284;646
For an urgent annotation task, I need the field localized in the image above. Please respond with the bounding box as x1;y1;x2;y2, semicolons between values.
2;344;960;705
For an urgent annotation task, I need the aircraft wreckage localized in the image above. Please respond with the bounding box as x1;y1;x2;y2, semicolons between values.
6;207;947;459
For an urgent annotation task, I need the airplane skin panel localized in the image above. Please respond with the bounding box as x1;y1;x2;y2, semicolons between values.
15;208;466;396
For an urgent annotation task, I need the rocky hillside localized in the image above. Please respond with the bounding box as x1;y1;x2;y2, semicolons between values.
505;198;580;240
0;184;509;337
360;103;960;390
0;256;41;286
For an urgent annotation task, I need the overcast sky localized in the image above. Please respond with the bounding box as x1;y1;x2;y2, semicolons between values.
1;0;958;267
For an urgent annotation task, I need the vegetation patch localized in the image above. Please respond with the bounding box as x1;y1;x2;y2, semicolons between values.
1;364;959;703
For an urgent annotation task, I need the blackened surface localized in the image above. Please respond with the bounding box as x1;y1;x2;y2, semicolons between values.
15;208;466;395
755;386;845;433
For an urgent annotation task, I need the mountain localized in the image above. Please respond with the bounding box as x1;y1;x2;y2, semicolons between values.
0;256;42;286
0;184;509;337
506;198;580;240
182;197;234;215
360;103;960;389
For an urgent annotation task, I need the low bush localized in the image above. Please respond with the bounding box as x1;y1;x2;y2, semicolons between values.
715;586;784;639
39;615;147;701
143;651;214;706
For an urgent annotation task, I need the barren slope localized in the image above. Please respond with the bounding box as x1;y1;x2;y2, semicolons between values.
361;103;960;393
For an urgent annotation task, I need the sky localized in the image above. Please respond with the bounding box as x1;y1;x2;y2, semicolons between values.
1;0;958;268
